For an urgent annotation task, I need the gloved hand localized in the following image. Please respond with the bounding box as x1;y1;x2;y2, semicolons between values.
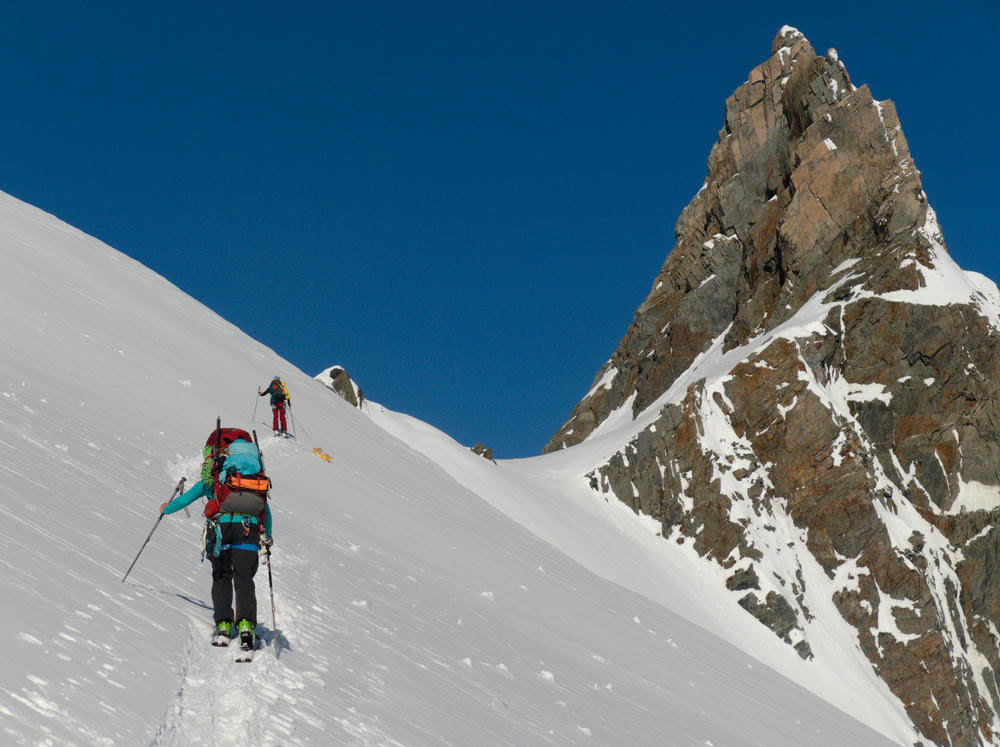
159;502;169;514
257;387;261;394
262;537;274;548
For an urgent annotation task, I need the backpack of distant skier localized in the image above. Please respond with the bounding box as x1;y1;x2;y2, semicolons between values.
270;380;288;404
201;425;271;519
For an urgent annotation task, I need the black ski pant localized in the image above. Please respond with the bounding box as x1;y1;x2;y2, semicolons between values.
209;519;260;627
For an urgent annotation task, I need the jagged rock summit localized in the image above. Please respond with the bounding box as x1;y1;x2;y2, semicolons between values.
547;27;1000;746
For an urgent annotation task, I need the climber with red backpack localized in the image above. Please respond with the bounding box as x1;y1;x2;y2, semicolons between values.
159;422;274;653
258;376;290;437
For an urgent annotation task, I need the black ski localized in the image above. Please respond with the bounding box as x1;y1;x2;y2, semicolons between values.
234;640;257;663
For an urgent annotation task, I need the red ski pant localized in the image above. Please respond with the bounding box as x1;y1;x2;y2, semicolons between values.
271;403;287;432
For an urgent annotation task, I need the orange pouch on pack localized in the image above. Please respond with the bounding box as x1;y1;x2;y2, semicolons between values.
203;473;270;518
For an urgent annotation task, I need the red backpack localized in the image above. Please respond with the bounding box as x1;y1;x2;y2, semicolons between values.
206;427;253;454
202;425;270;520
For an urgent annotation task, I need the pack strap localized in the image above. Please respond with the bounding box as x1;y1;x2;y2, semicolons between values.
217;514;259;524
220;542;260;552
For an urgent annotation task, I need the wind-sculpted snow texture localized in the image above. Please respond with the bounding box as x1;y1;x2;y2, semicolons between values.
546;26;1000;746
0;191;907;744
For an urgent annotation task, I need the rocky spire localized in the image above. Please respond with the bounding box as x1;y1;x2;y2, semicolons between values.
548;28;1000;745
546;26;931;453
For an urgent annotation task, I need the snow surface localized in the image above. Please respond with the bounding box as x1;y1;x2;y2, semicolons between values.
0;189;913;745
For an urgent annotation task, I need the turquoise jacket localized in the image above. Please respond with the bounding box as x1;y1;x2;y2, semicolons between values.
218;440;262;483
163;440;273;538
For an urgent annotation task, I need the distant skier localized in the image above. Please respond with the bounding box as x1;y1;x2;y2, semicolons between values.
258;376;291;437
159;424;274;652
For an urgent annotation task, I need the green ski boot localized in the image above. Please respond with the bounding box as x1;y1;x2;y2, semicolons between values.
237;619;255;652
212;620;233;647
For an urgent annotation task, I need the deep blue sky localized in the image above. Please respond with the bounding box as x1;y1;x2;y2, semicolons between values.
2;3;995;457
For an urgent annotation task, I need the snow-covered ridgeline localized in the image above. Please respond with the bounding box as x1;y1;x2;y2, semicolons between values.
0;189;903;745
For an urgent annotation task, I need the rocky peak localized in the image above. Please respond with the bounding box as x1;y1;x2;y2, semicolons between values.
545;26;927;453
771;25;804;54
546;28;1000;745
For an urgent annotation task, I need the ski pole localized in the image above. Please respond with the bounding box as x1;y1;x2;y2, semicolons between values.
252;429;278;658
253;429;265;471
252;390;260;427
122;476;186;583
263;541;278;658
289;408;309;440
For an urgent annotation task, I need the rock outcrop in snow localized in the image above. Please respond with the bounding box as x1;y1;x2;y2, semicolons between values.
548;27;1000;746
317;365;364;408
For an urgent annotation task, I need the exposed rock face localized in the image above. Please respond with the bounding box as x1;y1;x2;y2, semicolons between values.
470;442;496;462
318;365;364;408
548;27;1000;746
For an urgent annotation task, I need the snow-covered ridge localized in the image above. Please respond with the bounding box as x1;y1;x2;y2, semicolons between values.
0;189;904;744
877;205;1000;327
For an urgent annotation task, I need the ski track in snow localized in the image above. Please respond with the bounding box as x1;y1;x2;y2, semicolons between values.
153;594;288;745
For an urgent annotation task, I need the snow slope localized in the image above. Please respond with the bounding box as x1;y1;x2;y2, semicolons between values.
0;190;911;745
367;404;919;743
